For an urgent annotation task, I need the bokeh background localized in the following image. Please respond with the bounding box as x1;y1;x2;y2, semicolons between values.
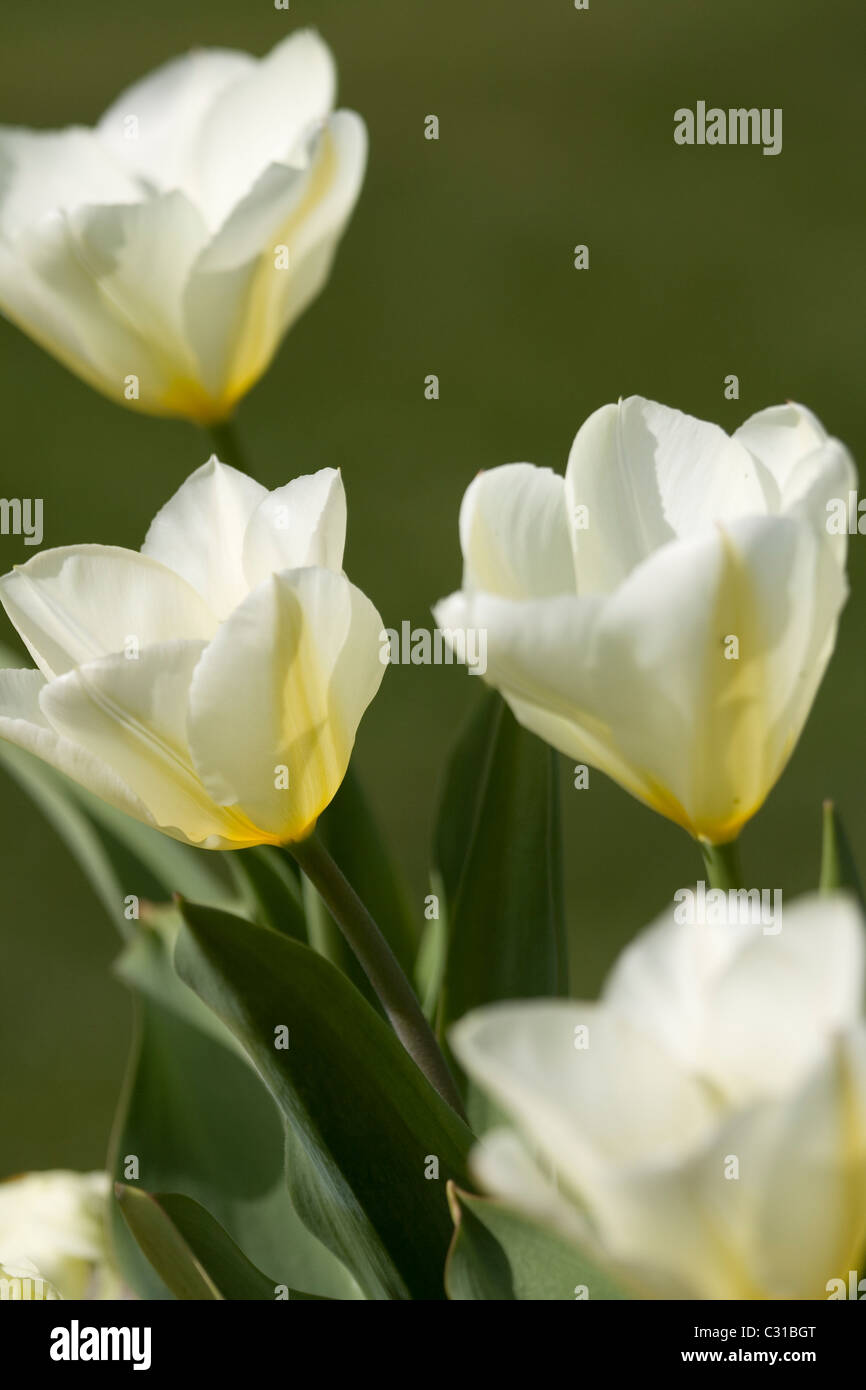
1;0;864;1174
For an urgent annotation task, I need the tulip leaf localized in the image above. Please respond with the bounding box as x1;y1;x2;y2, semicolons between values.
434;691;568;1036
444;1184;629;1301
228;845;308;941
175;900;474;1300
820;800;865;909
116;1186;326;1300
110;921;359;1301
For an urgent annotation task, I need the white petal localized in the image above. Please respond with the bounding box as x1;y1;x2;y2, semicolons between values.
458;463;575;599
141;457;266;617
599;515;844;837
740;1029;866;1297
183;111;366;408
95;48;254;196
433;588;653;808
190;29;337;229
0;193;211;417
605;893;866;1105
242;469;346;588
631;1029;866;1299
0;666;152;825
0;127;139;240
565;397;771;595
733;400;828;501
452;1000;714;1182
187;567;385;841
0;545;218;680
38;642;262;848
444;511;844;841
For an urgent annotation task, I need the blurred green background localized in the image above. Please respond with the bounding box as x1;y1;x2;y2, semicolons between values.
1;0;864;1175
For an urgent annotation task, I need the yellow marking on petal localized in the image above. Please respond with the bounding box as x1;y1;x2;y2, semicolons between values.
221;126;341;408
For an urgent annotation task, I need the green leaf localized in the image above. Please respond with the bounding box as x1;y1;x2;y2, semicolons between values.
116;1186;326;1300
227;846;307;941
175;900;474;1300
445;1184;629;1301
434;691;567;1037
820;800;865;908
110;920;358;1301
415;870;448;1020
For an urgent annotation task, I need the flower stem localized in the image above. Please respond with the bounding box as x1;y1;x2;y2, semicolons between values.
700;838;743;891
207;419;247;472
288;832;467;1120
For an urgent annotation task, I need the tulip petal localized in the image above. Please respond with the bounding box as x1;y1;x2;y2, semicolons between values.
0;545;218;680
733;400;828;501
628;1028;866;1298
0;666;152;826
38;642;263;848
597;514;844;838
604;894;865;1105
190;29;337;230
452;1000;714;1183
0;127;139;240
741;1029;866;1298
565;397;771;595
458;463;575;599
433;587;658;817
183;111;366;408
242;469;346;588
0;191;212;416
141;457;267;618
187;566;385;842
95;48;254;197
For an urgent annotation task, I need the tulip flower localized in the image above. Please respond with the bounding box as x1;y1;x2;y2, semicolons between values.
0;30;366;422
452;892;866;1300
435;398;855;845
0;458;385;847
0;1171;126;1300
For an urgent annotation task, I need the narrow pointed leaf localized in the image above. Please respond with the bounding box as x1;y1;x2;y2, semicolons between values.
110;921;357;1301
228;846;307;941
820;800;865;908
116;1186;326;1300
175;901;473;1300
434;691;567;1036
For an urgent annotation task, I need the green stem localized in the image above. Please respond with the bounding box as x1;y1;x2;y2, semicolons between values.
207;419;247;472
700;838;743;892
288;833;467;1120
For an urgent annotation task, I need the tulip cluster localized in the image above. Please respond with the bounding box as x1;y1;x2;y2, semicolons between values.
0;25;860;1308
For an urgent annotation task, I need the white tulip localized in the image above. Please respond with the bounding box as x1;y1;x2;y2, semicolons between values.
452;893;866;1300
0;1171;125;1300
435;398;855;844
0;31;366;421
0;458;384;848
